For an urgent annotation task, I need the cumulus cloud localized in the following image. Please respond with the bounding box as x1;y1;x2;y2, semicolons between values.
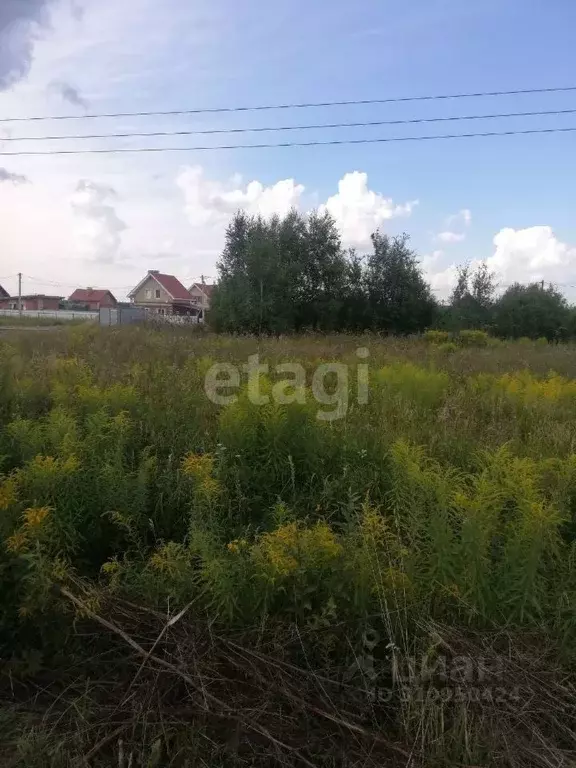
437;231;466;244
319;171;417;249
0;0;56;89
71;180;127;263
50;79;88;109
487;226;576;285
0;167;29;185
177;167;416;253
424;226;576;301
177;166;305;227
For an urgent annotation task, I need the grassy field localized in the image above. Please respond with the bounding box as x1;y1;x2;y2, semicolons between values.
1;325;576;767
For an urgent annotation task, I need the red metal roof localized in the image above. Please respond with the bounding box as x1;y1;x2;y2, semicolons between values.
152;273;193;301
68;288;116;303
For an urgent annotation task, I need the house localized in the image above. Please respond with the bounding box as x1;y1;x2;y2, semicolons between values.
68;288;117;311
188;281;215;318
0;294;61;311
128;271;199;316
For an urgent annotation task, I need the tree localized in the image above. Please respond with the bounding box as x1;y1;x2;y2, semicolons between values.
492;282;570;340
364;232;437;334
447;262;496;331
209;209;349;334
209;213;439;335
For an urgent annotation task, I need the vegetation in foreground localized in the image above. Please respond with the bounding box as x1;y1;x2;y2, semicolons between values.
1;326;576;766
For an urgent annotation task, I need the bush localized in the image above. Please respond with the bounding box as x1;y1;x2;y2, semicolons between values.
436;341;458;354
458;329;490;347
423;329;450;344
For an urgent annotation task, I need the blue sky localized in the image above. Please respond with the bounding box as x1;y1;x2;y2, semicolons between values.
1;0;575;299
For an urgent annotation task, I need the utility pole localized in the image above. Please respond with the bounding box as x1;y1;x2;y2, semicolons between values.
18;272;22;316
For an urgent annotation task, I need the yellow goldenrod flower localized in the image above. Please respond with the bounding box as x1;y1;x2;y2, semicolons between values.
0;476;18;511
254;520;341;578
6;530;29;554
61;455;80;473
23;506;51;529
181;452;214;479
227;538;249;554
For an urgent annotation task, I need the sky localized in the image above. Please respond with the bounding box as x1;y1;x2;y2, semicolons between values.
1;0;576;301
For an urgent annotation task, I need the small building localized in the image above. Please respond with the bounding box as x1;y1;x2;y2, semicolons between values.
0;294;61;311
68;288;117;311
128;271;199;316
188;281;215;318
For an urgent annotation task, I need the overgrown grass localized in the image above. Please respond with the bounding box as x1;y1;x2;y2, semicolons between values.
1;326;576;766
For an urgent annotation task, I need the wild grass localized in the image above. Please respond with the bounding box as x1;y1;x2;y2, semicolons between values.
1;325;576;766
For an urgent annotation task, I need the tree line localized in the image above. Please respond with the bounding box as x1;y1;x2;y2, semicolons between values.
209;209;575;340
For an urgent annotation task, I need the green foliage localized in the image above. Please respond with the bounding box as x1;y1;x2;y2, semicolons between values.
457;329;490;347
424;329;450;344
209;211;438;335
363;232;438;334
493;282;570;340
2;326;576;686
446;262;497;332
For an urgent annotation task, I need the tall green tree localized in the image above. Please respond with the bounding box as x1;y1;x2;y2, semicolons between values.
364;232;437;334
209;212;439;335
492;282;570;340
447;262;496;331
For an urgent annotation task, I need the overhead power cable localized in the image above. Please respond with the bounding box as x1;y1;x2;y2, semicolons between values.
5;107;576;143
1;85;576;123
1;125;576;156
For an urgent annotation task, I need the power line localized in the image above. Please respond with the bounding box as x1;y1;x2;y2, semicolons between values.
5;107;576;143
1;85;576;123
1;125;576;156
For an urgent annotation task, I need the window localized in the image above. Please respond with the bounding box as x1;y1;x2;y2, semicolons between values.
155;289;161;298
145;289;151;299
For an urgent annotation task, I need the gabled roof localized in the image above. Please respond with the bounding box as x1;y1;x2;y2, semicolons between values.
0;284;9;299
189;282;215;298
68;288;117;303
128;271;193;302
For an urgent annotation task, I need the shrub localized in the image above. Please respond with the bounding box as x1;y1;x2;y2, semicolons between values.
457;329;490;347
436;341;458;354
423;329;450;344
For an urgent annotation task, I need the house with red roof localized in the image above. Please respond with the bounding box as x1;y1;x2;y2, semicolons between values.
128;271;199;316
68;288;117;311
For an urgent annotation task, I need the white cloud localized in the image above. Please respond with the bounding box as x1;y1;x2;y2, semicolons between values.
319;171;417;249
71;180;127;263
424;226;576;301
437;231;466;244
436;209;471;245
177;166;305;228
177;167;416;253
447;208;472;228
487;226;576;286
